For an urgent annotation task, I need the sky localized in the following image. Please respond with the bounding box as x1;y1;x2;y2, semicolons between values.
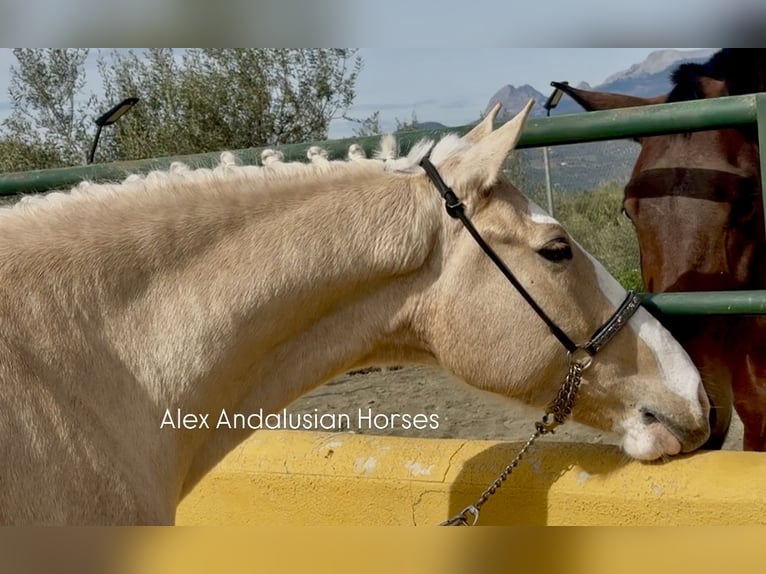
0;48;710;140
339;49;670;136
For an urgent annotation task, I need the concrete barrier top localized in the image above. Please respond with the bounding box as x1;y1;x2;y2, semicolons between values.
176;430;766;526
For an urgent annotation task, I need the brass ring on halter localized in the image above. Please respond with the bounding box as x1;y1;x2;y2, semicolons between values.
568;347;593;371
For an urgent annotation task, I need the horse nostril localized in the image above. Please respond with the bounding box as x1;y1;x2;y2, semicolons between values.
641;409;660;425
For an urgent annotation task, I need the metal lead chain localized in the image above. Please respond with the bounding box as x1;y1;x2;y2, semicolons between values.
440;428;543;526
536;353;588;435
440;351;590;526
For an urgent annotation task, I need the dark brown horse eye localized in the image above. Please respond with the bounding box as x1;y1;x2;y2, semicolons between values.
538;238;573;262
732;195;757;223
731;179;759;223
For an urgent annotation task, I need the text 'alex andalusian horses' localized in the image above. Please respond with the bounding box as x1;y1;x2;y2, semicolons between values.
554;48;766;450
0;101;709;525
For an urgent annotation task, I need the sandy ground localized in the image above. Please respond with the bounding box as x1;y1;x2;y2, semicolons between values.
290;365;743;451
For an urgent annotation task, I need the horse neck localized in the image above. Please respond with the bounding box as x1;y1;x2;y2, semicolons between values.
25;166;442;500
174;170;445;494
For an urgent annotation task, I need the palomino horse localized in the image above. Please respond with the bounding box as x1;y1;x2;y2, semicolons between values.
0;102;709;525
553;48;766;450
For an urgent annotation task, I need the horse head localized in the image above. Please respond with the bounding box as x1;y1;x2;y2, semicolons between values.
410;101;710;459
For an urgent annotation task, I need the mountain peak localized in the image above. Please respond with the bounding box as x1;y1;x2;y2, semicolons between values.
484;84;545;118
603;48;717;84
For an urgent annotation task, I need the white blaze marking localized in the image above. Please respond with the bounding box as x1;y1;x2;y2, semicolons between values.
526;199;559;225
580;248;701;405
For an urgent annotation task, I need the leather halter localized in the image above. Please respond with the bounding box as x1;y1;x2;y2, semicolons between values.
419;156;642;357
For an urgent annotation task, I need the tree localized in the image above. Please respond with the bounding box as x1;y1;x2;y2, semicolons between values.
395;111;420;133
0;140;62;173
343;110;382;137
96;49;362;161
0;49;363;170
2;49;96;168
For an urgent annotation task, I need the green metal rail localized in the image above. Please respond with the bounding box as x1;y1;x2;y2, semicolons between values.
0;92;765;316
642;291;766;316
0;93;763;196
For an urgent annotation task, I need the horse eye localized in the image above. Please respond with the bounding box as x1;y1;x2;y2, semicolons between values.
621;206;632;221
538;238;573;262
731;178;760;223
732;194;757;223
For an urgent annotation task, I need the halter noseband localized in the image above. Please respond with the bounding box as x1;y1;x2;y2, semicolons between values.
419;156;642;358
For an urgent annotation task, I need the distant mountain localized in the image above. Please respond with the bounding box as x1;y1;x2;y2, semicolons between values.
603;48;717;84
410;121;448;131
484;84;547;119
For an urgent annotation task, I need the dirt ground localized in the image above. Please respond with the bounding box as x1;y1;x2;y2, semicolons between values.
290;365;743;451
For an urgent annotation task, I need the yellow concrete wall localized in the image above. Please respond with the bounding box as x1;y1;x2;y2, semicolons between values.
176;430;766;526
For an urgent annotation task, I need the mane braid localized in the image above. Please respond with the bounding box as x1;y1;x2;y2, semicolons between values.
383;134;471;174
0;131;475;221
0;155;379;221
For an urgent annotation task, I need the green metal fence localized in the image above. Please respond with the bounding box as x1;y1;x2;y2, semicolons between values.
1;93;765;316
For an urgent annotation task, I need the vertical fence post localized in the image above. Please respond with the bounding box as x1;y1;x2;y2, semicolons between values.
542;145;555;216
757;93;766;242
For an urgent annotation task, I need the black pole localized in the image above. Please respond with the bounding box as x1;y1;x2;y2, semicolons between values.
88;124;103;164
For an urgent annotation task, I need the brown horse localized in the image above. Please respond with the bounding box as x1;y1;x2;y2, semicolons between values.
553;49;766;450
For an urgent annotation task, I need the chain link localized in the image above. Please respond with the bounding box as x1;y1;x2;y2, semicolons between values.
440;352;589;526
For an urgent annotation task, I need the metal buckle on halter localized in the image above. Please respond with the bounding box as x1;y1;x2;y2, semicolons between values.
443;191;464;218
419;155;464;218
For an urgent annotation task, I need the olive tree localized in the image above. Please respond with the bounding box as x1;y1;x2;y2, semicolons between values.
0;48;363;170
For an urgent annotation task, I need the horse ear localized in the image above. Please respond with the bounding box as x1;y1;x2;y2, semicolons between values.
551;81;667;111
463;103;502;143
448;99;534;193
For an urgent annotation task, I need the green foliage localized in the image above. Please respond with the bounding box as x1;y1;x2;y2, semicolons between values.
344;110;382;137
395;111;419;133
1;49;363;170
96;49;362;162
0;140;62;172
2;49;96;168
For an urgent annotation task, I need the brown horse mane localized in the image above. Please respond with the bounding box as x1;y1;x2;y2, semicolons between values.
667;63;710;102
668;49;766;104
666;49;766;141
